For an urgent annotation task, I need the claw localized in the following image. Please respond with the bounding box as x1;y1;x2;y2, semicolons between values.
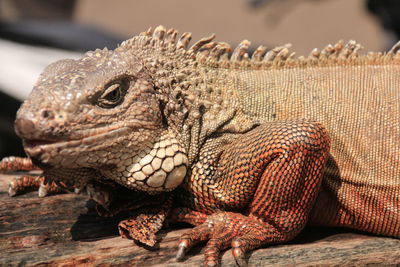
8;183;17;197
176;242;188;261
38;183;49;197
234;256;248;267
74;187;83;194
232;244;248;267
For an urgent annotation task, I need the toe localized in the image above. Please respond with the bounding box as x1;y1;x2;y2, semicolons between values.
176;223;212;260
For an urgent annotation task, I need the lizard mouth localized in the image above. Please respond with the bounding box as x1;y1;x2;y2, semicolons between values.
23;126;130;158
24;139;58;148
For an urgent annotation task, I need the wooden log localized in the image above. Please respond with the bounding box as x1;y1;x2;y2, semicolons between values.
0;173;399;266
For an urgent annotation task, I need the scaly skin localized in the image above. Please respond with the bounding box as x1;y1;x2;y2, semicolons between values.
1;26;399;266
172;120;330;265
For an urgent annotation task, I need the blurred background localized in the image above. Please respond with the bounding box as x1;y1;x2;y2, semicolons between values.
0;0;398;158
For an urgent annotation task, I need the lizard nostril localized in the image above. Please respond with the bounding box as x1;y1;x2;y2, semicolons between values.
41;109;54;119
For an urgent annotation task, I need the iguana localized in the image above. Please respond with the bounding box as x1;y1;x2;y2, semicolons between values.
1;25;399;267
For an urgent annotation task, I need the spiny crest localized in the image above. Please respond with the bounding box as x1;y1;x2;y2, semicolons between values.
117;25;400;68
133;25;231;60
308;40;362;60
388;40;400;54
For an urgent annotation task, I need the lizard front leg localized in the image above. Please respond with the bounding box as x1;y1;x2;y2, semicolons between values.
0;156;63;196
174;120;330;266
86;180;174;246
1;156;97;197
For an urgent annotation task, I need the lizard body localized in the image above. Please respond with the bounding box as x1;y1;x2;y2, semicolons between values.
1;26;399;266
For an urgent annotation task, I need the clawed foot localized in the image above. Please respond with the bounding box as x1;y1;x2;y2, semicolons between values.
1;156;63;197
8;175;63;197
86;184;175;247
118;196;173;246
175;211;282;267
118;210;166;247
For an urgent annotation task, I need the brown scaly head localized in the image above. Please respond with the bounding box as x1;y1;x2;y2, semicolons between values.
14;26;212;193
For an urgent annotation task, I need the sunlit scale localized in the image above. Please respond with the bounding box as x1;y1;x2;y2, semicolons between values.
102;130;188;194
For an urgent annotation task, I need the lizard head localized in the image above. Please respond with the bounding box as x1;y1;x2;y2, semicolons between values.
13;25;238;193
15;47;164;169
14;26;197;193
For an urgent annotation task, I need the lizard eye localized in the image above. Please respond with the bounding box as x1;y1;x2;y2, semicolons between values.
97;78;129;108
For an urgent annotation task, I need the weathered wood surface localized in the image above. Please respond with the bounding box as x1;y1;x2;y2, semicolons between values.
1;173;399;267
